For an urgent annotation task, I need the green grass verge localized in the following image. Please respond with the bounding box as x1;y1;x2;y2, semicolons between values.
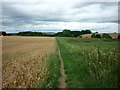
45;47;60;88
37;42;60;88
57;37;118;88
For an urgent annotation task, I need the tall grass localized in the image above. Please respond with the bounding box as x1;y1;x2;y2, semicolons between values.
37;42;60;88
57;37;118;88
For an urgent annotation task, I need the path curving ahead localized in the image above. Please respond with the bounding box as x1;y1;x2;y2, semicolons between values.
58;47;67;89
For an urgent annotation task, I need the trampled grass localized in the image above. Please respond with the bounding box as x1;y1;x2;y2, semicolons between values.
57;37;119;88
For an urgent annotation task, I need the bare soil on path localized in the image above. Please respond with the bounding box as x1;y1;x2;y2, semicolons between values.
58;47;67;89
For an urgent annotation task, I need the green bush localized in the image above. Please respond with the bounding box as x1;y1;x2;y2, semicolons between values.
117;35;120;39
102;33;112;39
91;34;101;38
91;33;96;38
56;29;92;37
95;34;101;38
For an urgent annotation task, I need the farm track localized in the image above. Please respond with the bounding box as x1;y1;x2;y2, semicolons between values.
2;36;55;88
58;46;67;89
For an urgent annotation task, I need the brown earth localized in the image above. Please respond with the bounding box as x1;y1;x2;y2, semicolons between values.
80;33;120;39
2;36;55;88
58;47;67;89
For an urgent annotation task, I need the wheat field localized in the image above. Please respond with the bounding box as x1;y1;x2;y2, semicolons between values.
2;36;55;88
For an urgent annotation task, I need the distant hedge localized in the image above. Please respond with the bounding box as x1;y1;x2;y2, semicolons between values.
0;31;6;36
91;33;101;38
18;31;43;36
55;29;92;37
102;33;112;39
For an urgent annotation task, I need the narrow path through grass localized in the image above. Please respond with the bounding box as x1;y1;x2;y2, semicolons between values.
58;46;68;88
57;37;118;88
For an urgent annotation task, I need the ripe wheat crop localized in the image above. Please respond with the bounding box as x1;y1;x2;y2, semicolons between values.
2;36;55;88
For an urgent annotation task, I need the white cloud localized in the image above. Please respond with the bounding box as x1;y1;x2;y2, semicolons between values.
1;1;118;33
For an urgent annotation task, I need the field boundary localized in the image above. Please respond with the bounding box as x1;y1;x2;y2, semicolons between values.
58;46;67;88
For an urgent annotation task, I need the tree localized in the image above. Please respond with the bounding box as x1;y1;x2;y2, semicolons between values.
18;31;43;36
62;29;71;37
91;33;101;38
55;29;92;37
95;34;101;38
55;32;63;36
81;30;92;34
91;33;96;38
71;31;81;37
0;31;6;36
85;30;92;34
118;35;120;39
102;33;112;39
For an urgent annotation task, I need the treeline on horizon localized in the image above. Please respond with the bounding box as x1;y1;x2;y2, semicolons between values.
1;30;120;39
0;29;92;37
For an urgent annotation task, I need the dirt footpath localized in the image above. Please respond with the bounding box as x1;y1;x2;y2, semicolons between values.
58;47;67;88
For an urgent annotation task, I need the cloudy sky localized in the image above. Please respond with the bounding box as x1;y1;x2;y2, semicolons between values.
1;0;119;33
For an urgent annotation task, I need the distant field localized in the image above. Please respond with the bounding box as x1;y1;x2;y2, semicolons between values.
57;37;119;88
80;33;120;39
2;36;59;88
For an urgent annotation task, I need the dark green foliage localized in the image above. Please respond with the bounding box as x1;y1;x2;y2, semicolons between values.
95;34;101;38
0;31;6;36
55;29;92;37
117;35;120;39
62;29;71;37
18;31;43;36
81;30;91;34
55;32;63;37
102;33;112;39
71;31;82;37
1;32;18;36
91;33;96;38
18;31;55;36
91;34;101;38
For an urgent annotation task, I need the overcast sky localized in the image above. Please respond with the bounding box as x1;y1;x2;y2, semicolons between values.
1;0;119;33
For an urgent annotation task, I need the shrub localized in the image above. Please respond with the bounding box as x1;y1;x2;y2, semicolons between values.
95;34;101;38
91;33;96;38
118;35;120;39
91;34;101;38
79;36;82;38
102;33;112;39
0;31;6;36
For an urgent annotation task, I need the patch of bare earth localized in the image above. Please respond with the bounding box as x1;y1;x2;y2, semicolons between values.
2;36;55;88
58;47;67;89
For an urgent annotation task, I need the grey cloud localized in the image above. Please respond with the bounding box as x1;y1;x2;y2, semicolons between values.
74;2;117;8
1;1;118;33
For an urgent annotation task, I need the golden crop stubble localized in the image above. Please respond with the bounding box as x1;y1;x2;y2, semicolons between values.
2;36;55;88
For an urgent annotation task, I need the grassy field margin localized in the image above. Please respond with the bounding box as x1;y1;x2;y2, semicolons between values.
37;39;60;88
57;37;118;88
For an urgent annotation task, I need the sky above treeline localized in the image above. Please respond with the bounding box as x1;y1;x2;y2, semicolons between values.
1;0;119;33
